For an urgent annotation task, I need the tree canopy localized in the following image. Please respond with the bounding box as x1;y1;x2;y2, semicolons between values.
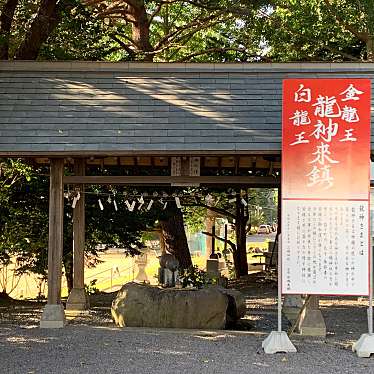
262;0;374;61
0;0;268;62
2;0;374;62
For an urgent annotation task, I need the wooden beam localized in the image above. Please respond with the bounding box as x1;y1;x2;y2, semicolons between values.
63;175;279;186
0;150;283;157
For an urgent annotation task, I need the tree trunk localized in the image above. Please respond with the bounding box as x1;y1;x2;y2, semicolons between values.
367;35;374;62
15;0;68;60
235;219;248;276
131;3;154;61
231;249;241;278
63;249;73;294
234;194;248;277
0;0;19;59
160;204;192;269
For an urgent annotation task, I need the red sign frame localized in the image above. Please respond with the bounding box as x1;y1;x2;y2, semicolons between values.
281;78;371;296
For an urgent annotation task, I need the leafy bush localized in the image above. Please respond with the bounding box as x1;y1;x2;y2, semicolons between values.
179;265;207;288
84;279;100;295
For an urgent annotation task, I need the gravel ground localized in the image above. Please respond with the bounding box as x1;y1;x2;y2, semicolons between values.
0;325;373;374
1;277;374;374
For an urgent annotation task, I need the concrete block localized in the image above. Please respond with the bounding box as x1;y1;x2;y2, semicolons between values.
283;295;303;323
353;333;374;358
40;304;66;328
66;288;90;311
296;309;326;337
262;331;297;354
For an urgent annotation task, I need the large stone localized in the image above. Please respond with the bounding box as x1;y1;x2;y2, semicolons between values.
214;286;246;326
111;282;230;329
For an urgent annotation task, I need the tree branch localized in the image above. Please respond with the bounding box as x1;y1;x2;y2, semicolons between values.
201;231;236;252
177;47;247;62
109;34;136;57
113;31;137;47
323;43;362;61
169;16;231;46
185;0;252;16
148;0;181;24
0;0;19;59
98;8;137;23
183;202;236;220
323;0;367;42
15;0;73;60
154;11;225;50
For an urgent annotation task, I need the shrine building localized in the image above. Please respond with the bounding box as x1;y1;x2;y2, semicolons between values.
0;61;373;327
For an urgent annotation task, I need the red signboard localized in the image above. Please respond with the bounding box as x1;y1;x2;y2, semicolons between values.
282;79;371;295
283;79;371;200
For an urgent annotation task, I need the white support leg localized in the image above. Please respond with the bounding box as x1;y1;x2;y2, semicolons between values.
353;230;374;358
262;234;297;354
353;334;374;358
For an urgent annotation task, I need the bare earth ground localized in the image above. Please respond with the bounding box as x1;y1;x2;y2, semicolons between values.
0;273;373;374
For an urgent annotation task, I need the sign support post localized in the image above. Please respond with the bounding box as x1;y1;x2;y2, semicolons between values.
353;226;374;357
262;235;297;354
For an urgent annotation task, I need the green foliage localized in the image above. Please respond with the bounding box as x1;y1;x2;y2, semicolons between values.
3;0;374;62
0;0;39;58
39;0;117;61
0;160;164;280
0;159;45;270
84;279;100;295
56;0;268;62
179;265;207;288
183;205;206;234
262;0;374;61
183;187;277;231
248;188;277;225
222;251;236;279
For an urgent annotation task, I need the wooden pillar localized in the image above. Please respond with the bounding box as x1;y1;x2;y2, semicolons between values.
205;214;215;258
66;158;89;311
40;158;66;328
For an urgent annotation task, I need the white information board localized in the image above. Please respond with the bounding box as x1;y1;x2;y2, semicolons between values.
282;200;369;295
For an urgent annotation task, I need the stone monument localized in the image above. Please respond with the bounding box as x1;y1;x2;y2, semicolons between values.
135;251;149;283
158;253;179;287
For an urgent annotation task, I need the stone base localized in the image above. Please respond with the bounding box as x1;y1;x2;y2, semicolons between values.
66;288;90;311
297;309;326;337
353;333;374;358
283;307;300;323
40;304;66;328
262;331;297;354
283;295;303;323
206;259;220;279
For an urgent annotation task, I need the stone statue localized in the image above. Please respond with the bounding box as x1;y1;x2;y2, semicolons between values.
158;253;179;287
